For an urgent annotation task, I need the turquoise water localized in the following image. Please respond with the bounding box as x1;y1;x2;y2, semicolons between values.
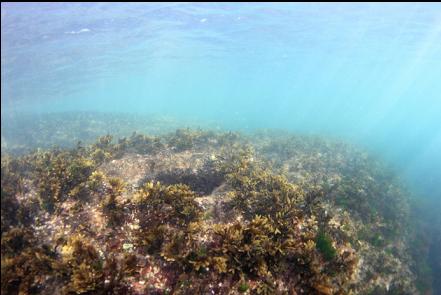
2;3;441;236
1;3;441;197
3;3;441;200
2;3;441;292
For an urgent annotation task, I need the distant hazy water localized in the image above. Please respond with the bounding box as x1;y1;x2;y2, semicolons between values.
2;3;440;201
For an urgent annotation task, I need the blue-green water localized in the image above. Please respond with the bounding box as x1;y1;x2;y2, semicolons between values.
2;3;441;290
2;3;440;200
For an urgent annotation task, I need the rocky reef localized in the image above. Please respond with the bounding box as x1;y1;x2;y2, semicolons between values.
0;128;432;294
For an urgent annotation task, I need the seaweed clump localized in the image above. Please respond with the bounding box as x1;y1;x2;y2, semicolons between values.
1;228;59;295
60;234;104;294
202;150;358;293
112;133;164;157
166;128;220;152
1;157;29;232
33;150;95;212
133;181;202;255
100;177;126;227
58;234;137;294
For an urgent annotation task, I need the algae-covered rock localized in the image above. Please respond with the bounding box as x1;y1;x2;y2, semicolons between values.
0;128;429;294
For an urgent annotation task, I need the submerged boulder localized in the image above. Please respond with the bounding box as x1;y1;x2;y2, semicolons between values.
0;128;427;294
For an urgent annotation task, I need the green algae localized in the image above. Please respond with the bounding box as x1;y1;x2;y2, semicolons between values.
315;231;337;261
238;281;249;293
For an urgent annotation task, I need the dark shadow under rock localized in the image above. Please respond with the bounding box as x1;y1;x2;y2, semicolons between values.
145;164;224;196
147;169;223;195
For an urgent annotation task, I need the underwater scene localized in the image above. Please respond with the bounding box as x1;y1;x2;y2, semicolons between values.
1;3;441;295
